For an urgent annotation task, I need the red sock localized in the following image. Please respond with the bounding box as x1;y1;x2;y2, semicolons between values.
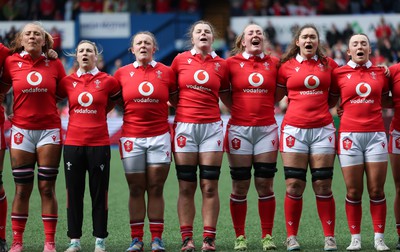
316;194;335;237
396;223;400;236
11;213;28;244
180;225;193;241
284;193;302;237
149;219;164;240
203;226;216;239
0;190;7;240
130;220;144;241
370;198;386;233
42;214;57;243
345;197;362;234
259;194;275;237
230;194;247;237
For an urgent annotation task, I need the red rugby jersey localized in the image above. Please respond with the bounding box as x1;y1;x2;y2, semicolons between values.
114;61;177;138
58;68;121;145
0;44;9;125
227;52;279;126
1;52;66;129
171;49;229;123
331;60;389;132
277;55;338;128
390;63;400;132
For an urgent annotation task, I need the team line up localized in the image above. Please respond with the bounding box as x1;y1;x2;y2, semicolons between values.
0;20;400;252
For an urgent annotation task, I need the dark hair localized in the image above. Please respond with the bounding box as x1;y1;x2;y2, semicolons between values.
185;20;217;49
347;33;370;47
129;31;159;52
280;24;328;66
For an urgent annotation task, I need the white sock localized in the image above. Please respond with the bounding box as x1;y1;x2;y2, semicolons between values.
351;234;361;240
71;239;80;244
374;233;384;240
96;237;105;244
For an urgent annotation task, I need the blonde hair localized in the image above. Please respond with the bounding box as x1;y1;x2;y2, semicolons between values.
230;23;269;56
9;21;54;54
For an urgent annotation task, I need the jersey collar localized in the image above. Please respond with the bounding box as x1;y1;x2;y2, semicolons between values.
347;60;372;69
190;48;218;58
133;60;157;68
20;51;46;59
242;51;265;59
77;67;99;77
296;54;318;63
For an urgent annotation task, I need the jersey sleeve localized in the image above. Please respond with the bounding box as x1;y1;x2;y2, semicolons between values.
108;75;121;99
389;64;400;91
56;75;68;99
330;68;340;96
166;66;178;94
1;57;12;85
219;60;230;92
170;53;181;74
0;43;9;68
277;62;287;87
55;58;67;81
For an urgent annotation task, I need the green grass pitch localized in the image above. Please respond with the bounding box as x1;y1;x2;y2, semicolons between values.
1;149;398;251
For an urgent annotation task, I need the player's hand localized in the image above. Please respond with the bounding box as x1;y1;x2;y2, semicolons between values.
47;49;58;59
337;106;343;118
378;64;390;77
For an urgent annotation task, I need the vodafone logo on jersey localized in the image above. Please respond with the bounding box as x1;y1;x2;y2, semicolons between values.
26;71;43;86
355;82;371;97
303;75;320;89
194;70;209;84
138;81;154;96
78;92;93;107
248;73;264;87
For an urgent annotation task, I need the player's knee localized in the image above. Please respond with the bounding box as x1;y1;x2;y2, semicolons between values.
39;185;56;199
284;166;307;182
200;165;221;180
310;167;333;182
12;164;34;184
176;165;197;182
254;162;277;178
230;167;251;181
38;166;59;181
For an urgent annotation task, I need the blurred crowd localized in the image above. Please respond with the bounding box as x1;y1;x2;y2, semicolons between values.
230;0;400;16
0;0;200;21
3;0;400;21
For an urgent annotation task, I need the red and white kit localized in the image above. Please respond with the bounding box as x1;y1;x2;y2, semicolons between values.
57;68;121;146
